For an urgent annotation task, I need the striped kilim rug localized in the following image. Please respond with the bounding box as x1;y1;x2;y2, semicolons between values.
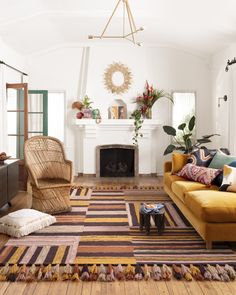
1;187;236;266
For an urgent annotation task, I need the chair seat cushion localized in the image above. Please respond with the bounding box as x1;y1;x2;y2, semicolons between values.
0;209;56;238
171;181;218;203
185;190;236;223
37;178;71;189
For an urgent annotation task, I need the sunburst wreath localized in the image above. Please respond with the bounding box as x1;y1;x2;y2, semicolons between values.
104;62;132;94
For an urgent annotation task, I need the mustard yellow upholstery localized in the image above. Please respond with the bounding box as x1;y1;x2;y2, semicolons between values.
164;172;186;189
164;161;172;173
185;190;236;223
171;153;189;174
171;181;218;204
163;160;236;247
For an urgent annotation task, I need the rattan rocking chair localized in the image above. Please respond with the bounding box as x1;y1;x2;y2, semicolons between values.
24;136;73;214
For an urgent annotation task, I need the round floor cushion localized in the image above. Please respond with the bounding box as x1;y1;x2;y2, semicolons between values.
0;209;56;238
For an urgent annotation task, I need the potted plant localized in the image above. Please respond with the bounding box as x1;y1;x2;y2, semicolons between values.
131;81;173;145
163;115;219;155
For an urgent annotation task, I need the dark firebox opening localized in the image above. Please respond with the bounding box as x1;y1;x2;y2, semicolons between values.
100;148;135;177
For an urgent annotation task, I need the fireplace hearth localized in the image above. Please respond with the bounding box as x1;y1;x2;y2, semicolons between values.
96;144;138;177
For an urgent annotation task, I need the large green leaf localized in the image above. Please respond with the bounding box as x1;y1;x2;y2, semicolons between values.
197;138;212;144
188;116;195;131
185;138;192;151
175;146;186;151
183;133;192;141
178;123;186;130
202;134;220;139
163;144;176;155
163;126;176;136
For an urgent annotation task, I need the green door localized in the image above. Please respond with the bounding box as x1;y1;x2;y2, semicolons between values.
28;90;48;139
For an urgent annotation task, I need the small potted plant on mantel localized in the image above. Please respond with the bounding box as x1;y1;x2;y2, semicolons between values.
72;95;101;121
131;81;173;145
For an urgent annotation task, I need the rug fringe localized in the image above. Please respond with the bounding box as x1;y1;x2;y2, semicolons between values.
0;263;235;283
71;185;163;191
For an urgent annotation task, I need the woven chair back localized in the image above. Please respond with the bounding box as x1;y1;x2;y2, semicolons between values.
24;136;68;181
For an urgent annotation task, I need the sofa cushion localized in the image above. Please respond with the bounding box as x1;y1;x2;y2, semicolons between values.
164;172;187;189
171;153;189;174
187;148;214;167
213;160;236;187
222;165;236;186
185;190;236;223
208;150;236;169
171;181;218;203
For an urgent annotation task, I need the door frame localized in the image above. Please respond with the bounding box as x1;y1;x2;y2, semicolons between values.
6;83;28;142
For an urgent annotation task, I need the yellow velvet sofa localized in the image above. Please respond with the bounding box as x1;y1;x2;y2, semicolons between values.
164;160;236;249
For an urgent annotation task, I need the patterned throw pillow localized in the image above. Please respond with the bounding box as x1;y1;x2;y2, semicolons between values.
212;160;236;187
187;148;213;167
177;163;221;185
187;148;230;167
221;165;236;186
219;165;236;192
219;184;236;192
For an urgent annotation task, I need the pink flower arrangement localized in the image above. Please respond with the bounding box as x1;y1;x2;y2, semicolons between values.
135;81;172;116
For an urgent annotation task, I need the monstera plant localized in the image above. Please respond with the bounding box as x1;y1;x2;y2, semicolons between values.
163;116;219;155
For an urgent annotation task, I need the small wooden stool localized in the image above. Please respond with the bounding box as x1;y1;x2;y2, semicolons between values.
139;207;165;235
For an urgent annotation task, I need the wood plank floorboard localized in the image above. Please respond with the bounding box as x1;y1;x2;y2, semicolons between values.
22;282;37;295
0;281;236;295
0;176;235;295
66;282;83;295
3;282;27;295
183;281;204;295
138;281;159;295
124;281;139;295
0;283;9;295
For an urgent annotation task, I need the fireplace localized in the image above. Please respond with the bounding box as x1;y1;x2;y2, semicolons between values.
96;144;138;177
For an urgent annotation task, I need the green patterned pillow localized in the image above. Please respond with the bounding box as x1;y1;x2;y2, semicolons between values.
208;150;236;169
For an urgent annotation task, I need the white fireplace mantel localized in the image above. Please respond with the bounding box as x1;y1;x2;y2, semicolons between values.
74;119;162;175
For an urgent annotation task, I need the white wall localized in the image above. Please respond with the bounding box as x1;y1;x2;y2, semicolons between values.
211;44;236;154
27;47;84;165
0;37;27;152
27;45;213;174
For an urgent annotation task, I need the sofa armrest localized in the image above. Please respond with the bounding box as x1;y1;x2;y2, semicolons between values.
164;161;172;173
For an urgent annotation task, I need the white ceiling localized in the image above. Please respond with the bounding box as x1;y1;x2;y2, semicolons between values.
0;0;236;56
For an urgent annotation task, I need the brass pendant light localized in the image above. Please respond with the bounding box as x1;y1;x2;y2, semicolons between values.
88;0;144;46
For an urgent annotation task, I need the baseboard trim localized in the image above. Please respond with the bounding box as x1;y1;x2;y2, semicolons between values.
77;173;159;177
78;173;96;177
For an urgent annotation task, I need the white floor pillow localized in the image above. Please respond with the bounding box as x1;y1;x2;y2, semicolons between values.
0;209;56;238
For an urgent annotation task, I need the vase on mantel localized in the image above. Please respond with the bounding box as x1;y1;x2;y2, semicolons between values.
143;108;152;119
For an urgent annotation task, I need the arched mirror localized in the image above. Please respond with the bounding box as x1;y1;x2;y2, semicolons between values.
104;62;132;94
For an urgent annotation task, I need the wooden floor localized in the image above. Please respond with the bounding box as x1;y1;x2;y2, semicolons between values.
0;176;236;295
74;175;163;186
1;279;236;295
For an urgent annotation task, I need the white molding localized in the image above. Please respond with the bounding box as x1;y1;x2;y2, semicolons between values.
74;119;162;175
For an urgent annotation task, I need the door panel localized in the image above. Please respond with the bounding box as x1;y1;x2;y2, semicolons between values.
28;90;48;137
6;83;28;190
